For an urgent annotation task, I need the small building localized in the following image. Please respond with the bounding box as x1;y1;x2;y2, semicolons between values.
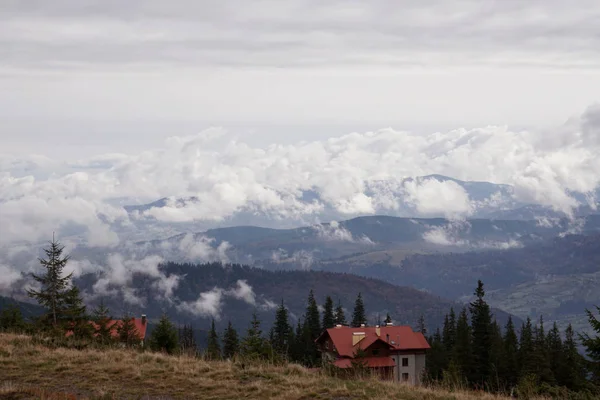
315;324;430;385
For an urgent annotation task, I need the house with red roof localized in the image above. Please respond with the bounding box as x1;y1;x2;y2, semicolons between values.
315;323;430;385
66;314;148;345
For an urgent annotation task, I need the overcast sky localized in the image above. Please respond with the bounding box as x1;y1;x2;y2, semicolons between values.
2;0;600;158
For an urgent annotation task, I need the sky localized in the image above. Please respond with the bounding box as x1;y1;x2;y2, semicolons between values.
2;0;600;296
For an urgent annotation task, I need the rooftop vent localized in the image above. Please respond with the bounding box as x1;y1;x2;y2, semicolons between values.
360;323;365;327
335;324;342;328
386;322;394;326
141;314;147;325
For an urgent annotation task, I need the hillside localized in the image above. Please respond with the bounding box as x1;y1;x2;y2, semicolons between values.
0;333;513;400
0;296;44;320
72;263;515;337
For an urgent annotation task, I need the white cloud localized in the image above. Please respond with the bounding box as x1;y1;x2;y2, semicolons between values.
226;280;256;306
0;264;22;294
403;178;473;218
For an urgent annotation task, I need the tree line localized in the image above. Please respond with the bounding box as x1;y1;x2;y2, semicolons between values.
425;280;600;397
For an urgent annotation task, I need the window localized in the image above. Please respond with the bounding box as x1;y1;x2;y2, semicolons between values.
325;340;329;350
371;349;379;356
402;357;409;367
402;373;409;382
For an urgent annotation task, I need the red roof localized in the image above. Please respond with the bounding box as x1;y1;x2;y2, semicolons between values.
333;356;396;368
66;317;147;340
316;325;430;358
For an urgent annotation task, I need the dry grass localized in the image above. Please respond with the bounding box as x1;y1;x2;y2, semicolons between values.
1;333;517;400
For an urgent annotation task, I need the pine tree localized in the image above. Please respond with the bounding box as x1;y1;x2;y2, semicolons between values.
289;319;304;363
92;299;114;345
518;318;536;379
546;321;563;384
442;308;457;351
417;314;427;336
488;320;504;391
27;237;73;326
222;321;239;359
305;290;321;339
322;296;335;330
271;300;291;356
384;313;392;325
351;292;366;327
580;305;600;385
118;314;141;347
179;324;197;355
452;307;472;382
63;285;91;339
425;328;445;381
532;316;553;384
149;313;178;354
503;316;519;388
469;280;492;386
334;299;347;326
240;312;268;358
206;318;221;359
562;323;587;390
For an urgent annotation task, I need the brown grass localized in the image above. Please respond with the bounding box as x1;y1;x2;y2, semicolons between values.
0;333;519;400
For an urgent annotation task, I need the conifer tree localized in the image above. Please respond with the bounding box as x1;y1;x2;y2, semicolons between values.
271;300;291;356
206;318;221;359
179;324;197;355
383;313;392;325
546;321;563;384
417;314;427;336
518;318;536;379
469;280;492;385
532;316;554;384
452;307;472;382
240;312;268;358
334;299;347;326
503;316;519;388
149;313;179;354
222;321;239;359
580;305;600;385
561;323;587;390
351;292;366;327
118;313;141;347
305;290;321;339
488;320;504;391
27;237;73;326
442;308;457;351
425;328;445;381
322;296;335;330
0;304;25;332
63;285;91;339
91;300;114;345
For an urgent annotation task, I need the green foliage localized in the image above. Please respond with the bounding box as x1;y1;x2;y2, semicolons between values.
0;304;25;332
117;314;141;348
179;324;197;355
442;308;456;351
351;292;366;328
334;299;347;326
305;290;321;339
206;318;221;359
92;300;114;345
503;316;519;388
149;314;179;354
240;312;271;359
580;306;600;385
222;321;239;359
27;237;74;326
271;300;292;357
452;307;472;380
416;314;427;336
321;296;335;330
469;280;492;385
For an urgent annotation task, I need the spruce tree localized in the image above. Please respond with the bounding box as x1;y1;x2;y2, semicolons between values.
518;318;536;379
442;308;457;351
322;296;335;330
206;318;221;359
240;312;268;358
149;313;179;354
118;314;141;347
383;313;392;325
488;320;504;391
503;316;519;388
351;292;366;327
469;280;492;385
452;307;472;382
546;321;563;384
334;299;347;326
289;319;304;363
562;323;587;390
580;305;600;385
27;237;73;326
305;290;321;339
417;314;427;336
222;321;239;359
63;285;91;339
179;324;197;355
425;328;445;381
532;316;553;384
92;299;114;345
0;304;25;332
271;300;291;356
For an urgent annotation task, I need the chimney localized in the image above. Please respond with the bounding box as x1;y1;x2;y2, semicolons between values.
360;323;365;327
141;314;147;325
335;324;342;328
375;326;380;337
386;322;393;326
386;334;390;343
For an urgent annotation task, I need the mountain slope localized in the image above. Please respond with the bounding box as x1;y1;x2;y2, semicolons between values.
0;296;45;320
